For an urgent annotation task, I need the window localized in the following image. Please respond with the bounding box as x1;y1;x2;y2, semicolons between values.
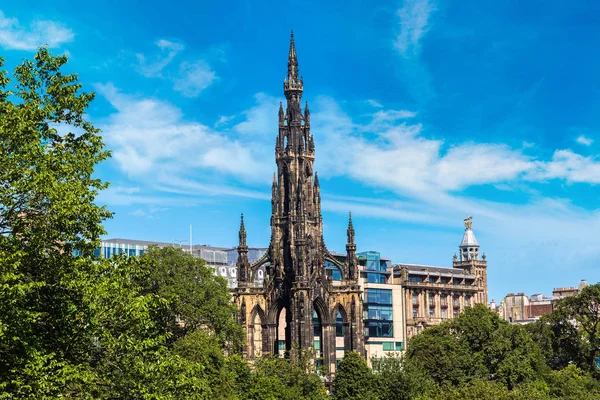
312;311;322;336
382;342;394;351
366;322;393;337
412;294;418;305
278;340;285;350
441;309;447;318
408;275;424;282
441;277;451;284
413;307;418;318
396;342;403;351
314;340;320;350
336;312;344;337
367;305;393;321
429;308;434;317
367;273;386;283
453;295;460;308
366;289;392;305
440;296;447;306
428;293;435;305
453;278;462;285
429;276;437;283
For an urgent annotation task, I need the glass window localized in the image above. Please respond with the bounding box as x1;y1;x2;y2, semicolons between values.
408;275;424;282
441;309;447;318
312;310;322;337
278;340;285;350
441;277;451;284
395;342;403;351
93;248;100;257
336;312;344;337
314;340;320;350
366;289;392;305
367;273;386;283
429;276;437;283
382;342;394;351
429;308;434;317
366;321;393;337
453;278;462;285
413;307;418;318
366;305;393;321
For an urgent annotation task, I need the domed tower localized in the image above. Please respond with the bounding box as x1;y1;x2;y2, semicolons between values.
453;217;488;305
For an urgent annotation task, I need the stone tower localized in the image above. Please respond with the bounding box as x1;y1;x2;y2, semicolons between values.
233;32;364;374
453;216;488;305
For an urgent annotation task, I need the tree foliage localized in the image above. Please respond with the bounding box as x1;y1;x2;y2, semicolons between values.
140;245;243;350
529;283;600;376
405;304;546;389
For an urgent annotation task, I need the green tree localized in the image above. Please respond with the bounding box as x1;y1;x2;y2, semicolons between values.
0;48;111;397
0;49;231;399
405;305;546;389
373;354;434;400
248;352;328;400
546;364;600;400
333;351;377;400
140;245;243;349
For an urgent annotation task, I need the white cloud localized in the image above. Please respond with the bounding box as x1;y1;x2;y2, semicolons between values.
233;93;280;136
135;40;216;97
530;150;600;184
136;39;184;78
172;60;216;97
576;135;594;146
95;83;272;192
366;99;383;108
395;0;436;57
215;115;235;128
0;11;74;50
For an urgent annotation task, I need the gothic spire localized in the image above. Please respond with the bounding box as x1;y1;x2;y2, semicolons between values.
278;101;284;125
238;213;247;248
288;30;298;82
347;212;355;244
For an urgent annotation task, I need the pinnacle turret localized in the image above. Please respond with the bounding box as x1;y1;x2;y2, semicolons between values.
238;213;247;248
347;212;355;245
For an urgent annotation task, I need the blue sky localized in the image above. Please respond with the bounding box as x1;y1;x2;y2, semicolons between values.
2;0;600;302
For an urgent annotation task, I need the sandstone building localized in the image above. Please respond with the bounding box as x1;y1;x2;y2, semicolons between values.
232;33;365;375
395;217;488;340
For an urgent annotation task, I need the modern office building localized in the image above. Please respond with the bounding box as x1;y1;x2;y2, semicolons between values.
93;238;266;289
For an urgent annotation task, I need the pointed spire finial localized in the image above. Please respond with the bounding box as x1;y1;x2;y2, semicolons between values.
272;172;277;185
238;213;247;247
287;30;298;81
314;171;319;187
347;212;355;244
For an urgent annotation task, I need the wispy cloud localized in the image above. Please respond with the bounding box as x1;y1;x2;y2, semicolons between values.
576;135;594;146
136;39;184;78
0;10;74;50
214;115;235;128
366;99;383;108
312;96;600;197
135;39;216;97
172;60;216;97
95;83;272;195
394;0;436;57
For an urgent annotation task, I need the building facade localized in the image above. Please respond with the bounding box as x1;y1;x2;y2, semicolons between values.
232;33;365;375
495;280;589;324
396;217;488;340
93;238;266;289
